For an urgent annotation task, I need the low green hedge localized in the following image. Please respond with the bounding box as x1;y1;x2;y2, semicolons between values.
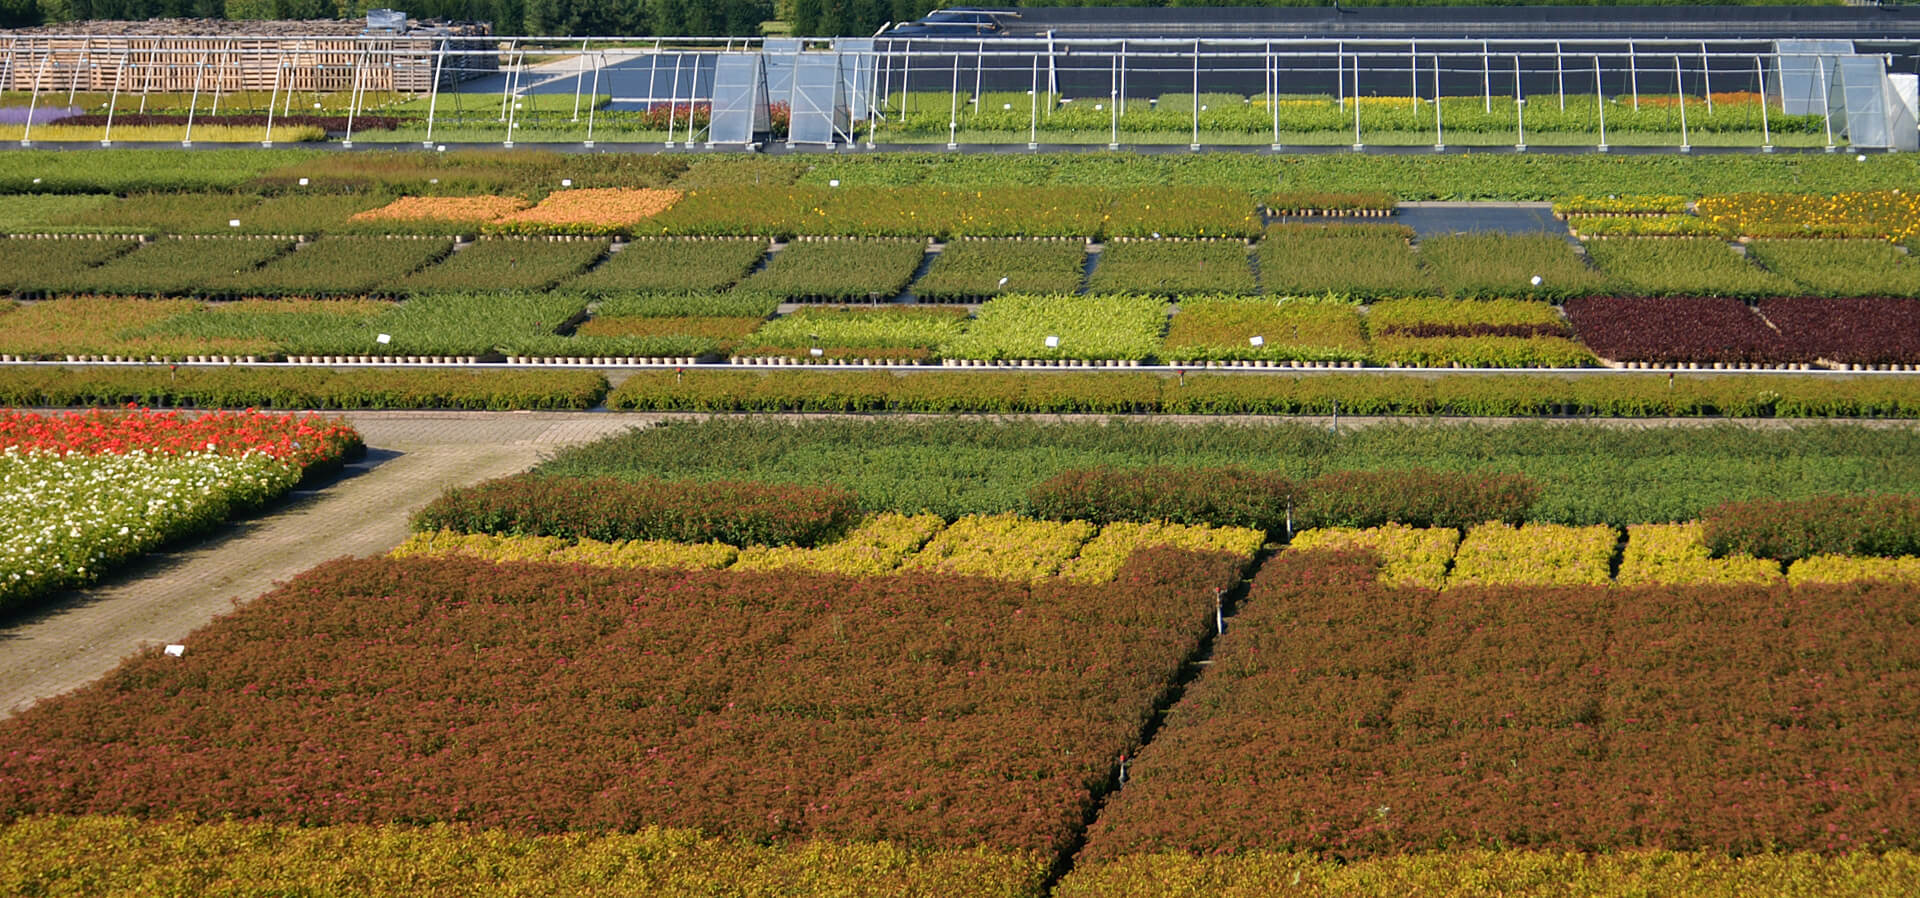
606;371;1920;418
0;367;608;410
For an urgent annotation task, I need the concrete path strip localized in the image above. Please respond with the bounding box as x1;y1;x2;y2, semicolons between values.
0;411;651;720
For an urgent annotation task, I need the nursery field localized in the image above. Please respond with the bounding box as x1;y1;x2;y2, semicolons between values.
5;412;1920;895
5;147;1920;895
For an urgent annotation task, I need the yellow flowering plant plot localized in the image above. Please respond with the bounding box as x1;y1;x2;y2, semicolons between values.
1448;521;1618;588
732;512;946;577
899;513;1096;582
391;529;736;571
1289;524;1460;590
1059;520;1265;584
1787;554;1920;587
1617;522;1781;587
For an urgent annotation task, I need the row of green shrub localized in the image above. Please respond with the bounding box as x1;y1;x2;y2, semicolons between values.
605;371;1920;418
1028;466;1539;537
11;149;1920;199
0;367;608;410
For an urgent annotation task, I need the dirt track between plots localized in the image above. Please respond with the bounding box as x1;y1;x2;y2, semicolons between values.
0;411;652;720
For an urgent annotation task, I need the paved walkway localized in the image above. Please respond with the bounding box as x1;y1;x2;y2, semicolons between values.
0;411;652;719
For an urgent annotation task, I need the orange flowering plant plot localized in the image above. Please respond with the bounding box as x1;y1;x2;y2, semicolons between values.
487;188;684;236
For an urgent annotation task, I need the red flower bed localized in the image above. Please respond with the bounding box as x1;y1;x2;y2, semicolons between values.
1564;296;1801;365
1080;548;1920;861
0;406;361;469
0;548;1246;857
414;472;862;547
1760;297;1920;366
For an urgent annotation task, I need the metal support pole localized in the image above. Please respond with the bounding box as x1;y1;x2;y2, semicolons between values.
1352;51;1363;151
1701;41;1712;113
1556;41;1566;110
0;37;16;92
1028;53;1039;150
1675;56;1690;153
1756;55;1772;152
947;50;960;150
972;39;984;115
20;50;48;146
867;48;882;148
344;44;368;148
1596;56;1608;152
877;40;892;125
1271;46;1281;151
499;39;516;120
262;51;283;147
1515;55;1525;151
1434;54;1444;150
423;40;445;148
1816;55;1835;152
183;51;208;146
103;49;127;146
1190;39;1200;151
585;50;602;146
67;37;89;106
1110;52;1120;149
1046;30;1057;100
1118;40;1127;117
572;37;589;121
211;38;230;116
1482;40;1491;112
900;40;913;125
665;53;683;147
648;40;661;107
1336;42;1344;104
1629;40;1639;110
1410;40;1418;106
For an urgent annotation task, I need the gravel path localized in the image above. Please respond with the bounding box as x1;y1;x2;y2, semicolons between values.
0;411;651;719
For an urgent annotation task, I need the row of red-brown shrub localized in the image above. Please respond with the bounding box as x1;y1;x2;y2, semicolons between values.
1078;548;1920;862
1703;493;1920;561
1565;296;1801;364
0;548;1246;858
1026;466;1538;536
412;472;861;547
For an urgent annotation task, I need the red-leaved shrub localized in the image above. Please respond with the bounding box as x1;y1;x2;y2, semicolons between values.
413;473;860;547
1702;493;1920;561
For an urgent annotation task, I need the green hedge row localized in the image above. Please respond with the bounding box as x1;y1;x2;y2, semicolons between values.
606;371;1920;418
1027;466;1539;536
0;367;608;410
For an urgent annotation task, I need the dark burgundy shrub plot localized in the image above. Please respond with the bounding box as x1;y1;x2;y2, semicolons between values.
1703;493;1920;561
1760;297;1920;366
0;548;1246;858
413;472;860;547
1080;549;1920;861
1565;296;1800;365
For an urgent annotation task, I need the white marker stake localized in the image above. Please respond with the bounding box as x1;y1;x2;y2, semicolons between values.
376;333;392;345
297;177;309;186
228;219;240;228
1530;275;1543;286
164;644;185;656
998;277;1009;287
561;179;573;187
829;179;841;188
1044;335;1060;348
1249;335;1265;347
